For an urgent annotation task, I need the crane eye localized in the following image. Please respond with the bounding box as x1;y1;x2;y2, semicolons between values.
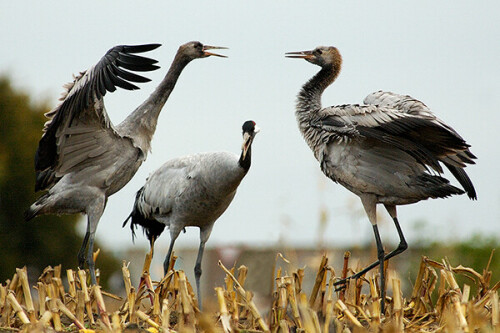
315;49;323;55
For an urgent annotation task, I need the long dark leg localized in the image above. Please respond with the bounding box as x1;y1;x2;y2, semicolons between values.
85;197;105;285
78;231;90;268
194;240;207;310
372;223;386;313
195;226;213;310
383;205;407;261
163;238;176;276
163;228;181;276
86;231;97;284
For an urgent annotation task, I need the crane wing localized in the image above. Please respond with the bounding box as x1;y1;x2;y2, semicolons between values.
363;91;477;199
363;91;435;118
312;104;472;174
34;44;161;191
139;157;202;218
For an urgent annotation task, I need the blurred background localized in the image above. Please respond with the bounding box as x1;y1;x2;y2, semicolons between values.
0;1;498;298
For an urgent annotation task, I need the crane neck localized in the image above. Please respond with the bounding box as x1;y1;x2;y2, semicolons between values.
146;53;193;108
295;64;340;160
296;65;339;118
117;53;193;154
238;146;252;172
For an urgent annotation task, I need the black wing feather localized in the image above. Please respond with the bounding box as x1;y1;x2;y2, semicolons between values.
123;43;161;54
117;52;159;66
111;63;152;83
109;70;140;90
116;58;160;72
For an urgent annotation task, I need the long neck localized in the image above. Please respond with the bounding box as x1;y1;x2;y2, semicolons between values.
238;146;252;172
117;53;192;153
296;65;338;120
295;64;339;159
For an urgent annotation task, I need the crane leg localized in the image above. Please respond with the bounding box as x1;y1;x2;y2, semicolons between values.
336;205;408;280
163;228;181;275
77;230;90;269
194;226;213;310
335;217;407;282
372;223;386;314
86;230;97;285
194;240;207;310
383;204;408;260
84;197;105;285
163;239;176;276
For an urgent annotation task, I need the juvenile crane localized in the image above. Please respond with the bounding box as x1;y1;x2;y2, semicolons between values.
286;46;476;312
25;41;227;284
123;120;260;308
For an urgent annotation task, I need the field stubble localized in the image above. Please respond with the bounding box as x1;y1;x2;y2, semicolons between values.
0;250;499;332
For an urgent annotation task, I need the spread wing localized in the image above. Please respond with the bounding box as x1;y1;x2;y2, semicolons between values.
311;102;476;198
34;44;161;191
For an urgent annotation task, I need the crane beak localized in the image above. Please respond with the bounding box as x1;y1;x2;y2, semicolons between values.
285;50;314;60
241;127;260;160
203;45;228;58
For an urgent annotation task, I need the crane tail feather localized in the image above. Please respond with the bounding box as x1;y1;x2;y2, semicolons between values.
125;187;166;244
445;163;477;200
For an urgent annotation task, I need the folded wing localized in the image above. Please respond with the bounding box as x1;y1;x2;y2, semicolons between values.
311;100;477;199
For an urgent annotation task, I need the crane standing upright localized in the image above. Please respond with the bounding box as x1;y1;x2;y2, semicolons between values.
123;120;260;309
286;45;476;313
25;41;227;284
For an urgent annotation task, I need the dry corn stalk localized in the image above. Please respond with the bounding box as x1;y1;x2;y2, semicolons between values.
0;252;498;332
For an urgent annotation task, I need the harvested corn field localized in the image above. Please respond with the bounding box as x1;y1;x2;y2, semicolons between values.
0;253;499;332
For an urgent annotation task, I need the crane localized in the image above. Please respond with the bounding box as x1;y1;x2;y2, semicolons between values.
123;120;260;309
25;41;227;284
286;46;476;313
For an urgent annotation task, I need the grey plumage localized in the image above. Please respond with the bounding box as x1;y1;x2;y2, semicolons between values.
123;120;259;309
287;46;476;313
25;41;227;284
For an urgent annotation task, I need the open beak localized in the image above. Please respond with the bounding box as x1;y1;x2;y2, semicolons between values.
285;50;314;60
203;45;228;58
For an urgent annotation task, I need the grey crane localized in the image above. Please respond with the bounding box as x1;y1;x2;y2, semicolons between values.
25;41;227;284
286;46;476;313
123;120;260;308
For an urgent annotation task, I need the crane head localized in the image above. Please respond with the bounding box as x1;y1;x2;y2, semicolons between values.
286;46;342;68
179;41;228;59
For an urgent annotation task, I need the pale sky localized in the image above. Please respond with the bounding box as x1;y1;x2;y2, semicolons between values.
1;1;499;255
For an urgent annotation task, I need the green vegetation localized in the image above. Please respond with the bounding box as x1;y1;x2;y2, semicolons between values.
418;234;499;292
0;76;118;285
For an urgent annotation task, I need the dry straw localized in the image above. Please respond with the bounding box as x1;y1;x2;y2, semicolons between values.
0;252;498;332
